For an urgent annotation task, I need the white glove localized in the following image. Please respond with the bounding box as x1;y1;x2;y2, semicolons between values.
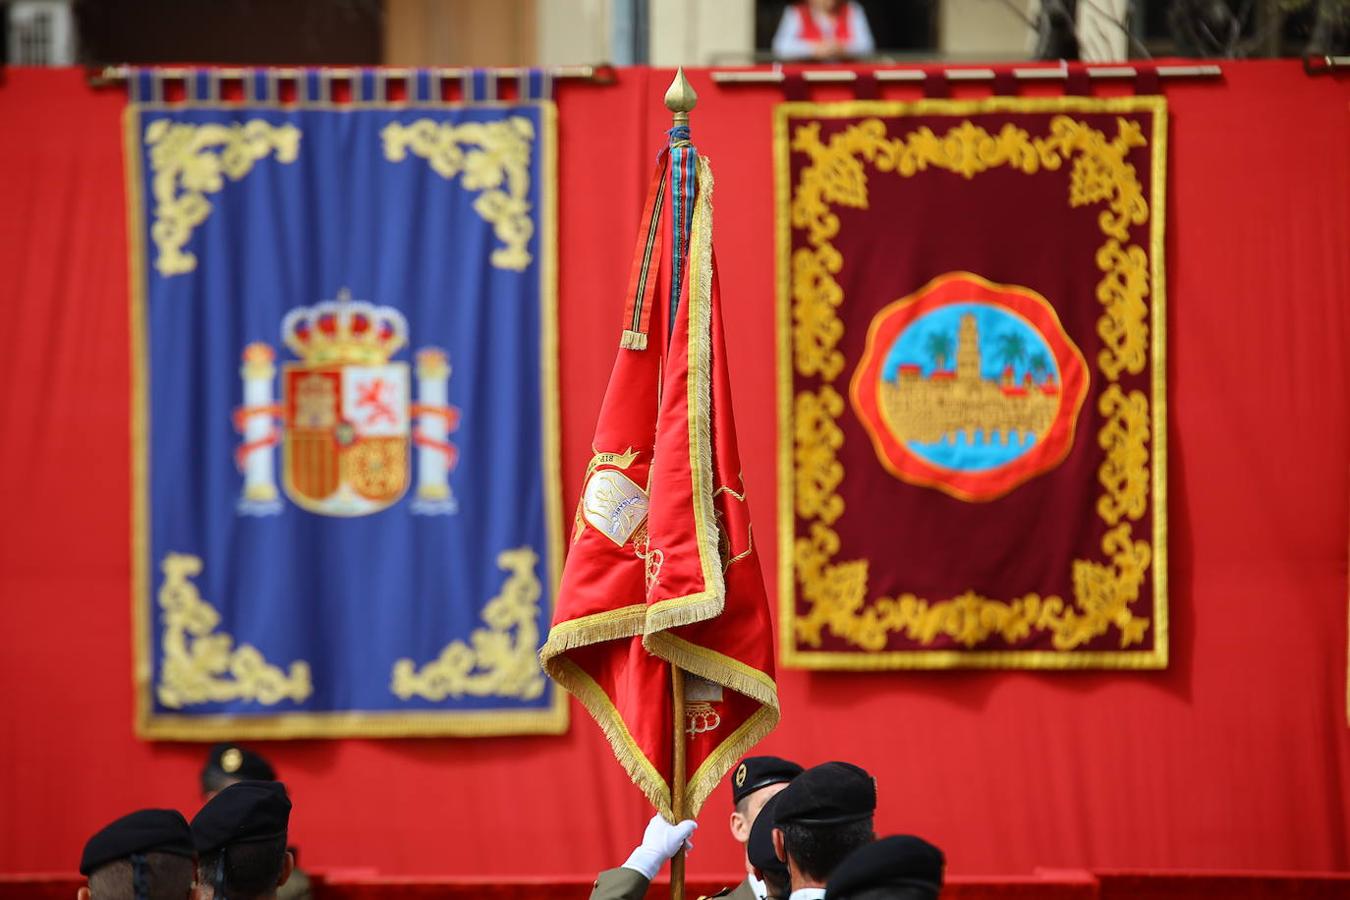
621;813;697;880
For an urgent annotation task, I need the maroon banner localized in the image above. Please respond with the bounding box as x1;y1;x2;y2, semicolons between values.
775;97;1167;668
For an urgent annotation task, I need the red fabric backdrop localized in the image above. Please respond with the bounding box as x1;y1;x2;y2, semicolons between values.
0;61;1347;878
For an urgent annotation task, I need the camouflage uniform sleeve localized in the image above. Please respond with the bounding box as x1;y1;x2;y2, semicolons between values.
726;879;758;900
590;867;651;900
698;879;755;900
277;865;313;900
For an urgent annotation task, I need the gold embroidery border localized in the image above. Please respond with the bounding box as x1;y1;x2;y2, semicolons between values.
127;101;567;738
391;546;551;703
145;119;301;277
155;552;313;708
382;117;538;271
773;96;1168;670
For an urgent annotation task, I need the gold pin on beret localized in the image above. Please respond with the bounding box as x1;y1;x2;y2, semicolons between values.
735;763;747;788
221;748;243;773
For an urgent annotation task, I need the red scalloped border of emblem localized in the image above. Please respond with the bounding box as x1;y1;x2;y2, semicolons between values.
849;272;1090;503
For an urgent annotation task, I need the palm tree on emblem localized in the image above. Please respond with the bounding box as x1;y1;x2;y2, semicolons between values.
1028;351;1052;384
995;331;1029;384
923;330;955;372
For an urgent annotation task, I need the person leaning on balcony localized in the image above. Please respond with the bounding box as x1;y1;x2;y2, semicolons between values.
771;0;876;61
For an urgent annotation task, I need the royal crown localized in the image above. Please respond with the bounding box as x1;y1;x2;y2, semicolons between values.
281;289;408;365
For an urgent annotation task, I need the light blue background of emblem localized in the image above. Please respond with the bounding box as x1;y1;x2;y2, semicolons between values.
139;105;554;716
881;302;1060;473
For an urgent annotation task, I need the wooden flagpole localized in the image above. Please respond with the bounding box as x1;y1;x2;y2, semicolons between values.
670;665;687;900
664;66;697;900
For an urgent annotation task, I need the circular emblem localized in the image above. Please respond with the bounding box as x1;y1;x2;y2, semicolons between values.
220;748;243;774
345;439;407;501
851;272;1088;501
734;763;747;788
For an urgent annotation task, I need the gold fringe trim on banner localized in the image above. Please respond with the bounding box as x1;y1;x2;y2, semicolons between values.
548;656;675;817
644;157;729;637
646;632;778;708
542;155;780;818
647;631;781;817
644;157;780;817
620;329;649;350
539;603;648;657
685;705;780;818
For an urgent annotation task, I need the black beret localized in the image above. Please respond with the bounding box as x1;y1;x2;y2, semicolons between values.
747;793;788;878
826;835;945;899
732;756;805;805
191;781;291;853
203;744;276;783
773;761;876;826
80;809;194;875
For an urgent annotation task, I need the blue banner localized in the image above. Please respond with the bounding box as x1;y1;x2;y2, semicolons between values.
126;81;563;738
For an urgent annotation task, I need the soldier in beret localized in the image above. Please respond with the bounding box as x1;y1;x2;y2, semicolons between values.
198;745;310;900
200;745;276;801
771;762;878;900
825;836;944;900
745;793;790;900
588;814;697;900
190;782;294;900
79;809;196;900
709;756;804;900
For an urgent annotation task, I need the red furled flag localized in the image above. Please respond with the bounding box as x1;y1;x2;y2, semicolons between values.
540;141;779;819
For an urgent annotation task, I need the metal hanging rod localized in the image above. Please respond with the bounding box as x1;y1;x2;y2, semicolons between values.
1304;55;1350;75
710;63;1222;85
89;63;614;87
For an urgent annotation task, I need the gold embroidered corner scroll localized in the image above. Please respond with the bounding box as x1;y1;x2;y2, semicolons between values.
144;120;301;277
156;553;312;708
785;107;1161;662
390;546;547;701
381;117;536;271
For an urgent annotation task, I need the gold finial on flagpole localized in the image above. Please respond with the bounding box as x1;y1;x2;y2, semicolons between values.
663;64;697;900
665;67;698;129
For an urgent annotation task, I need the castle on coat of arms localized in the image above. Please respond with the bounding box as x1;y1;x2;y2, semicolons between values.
234;289;460;518
880;313;1060;448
